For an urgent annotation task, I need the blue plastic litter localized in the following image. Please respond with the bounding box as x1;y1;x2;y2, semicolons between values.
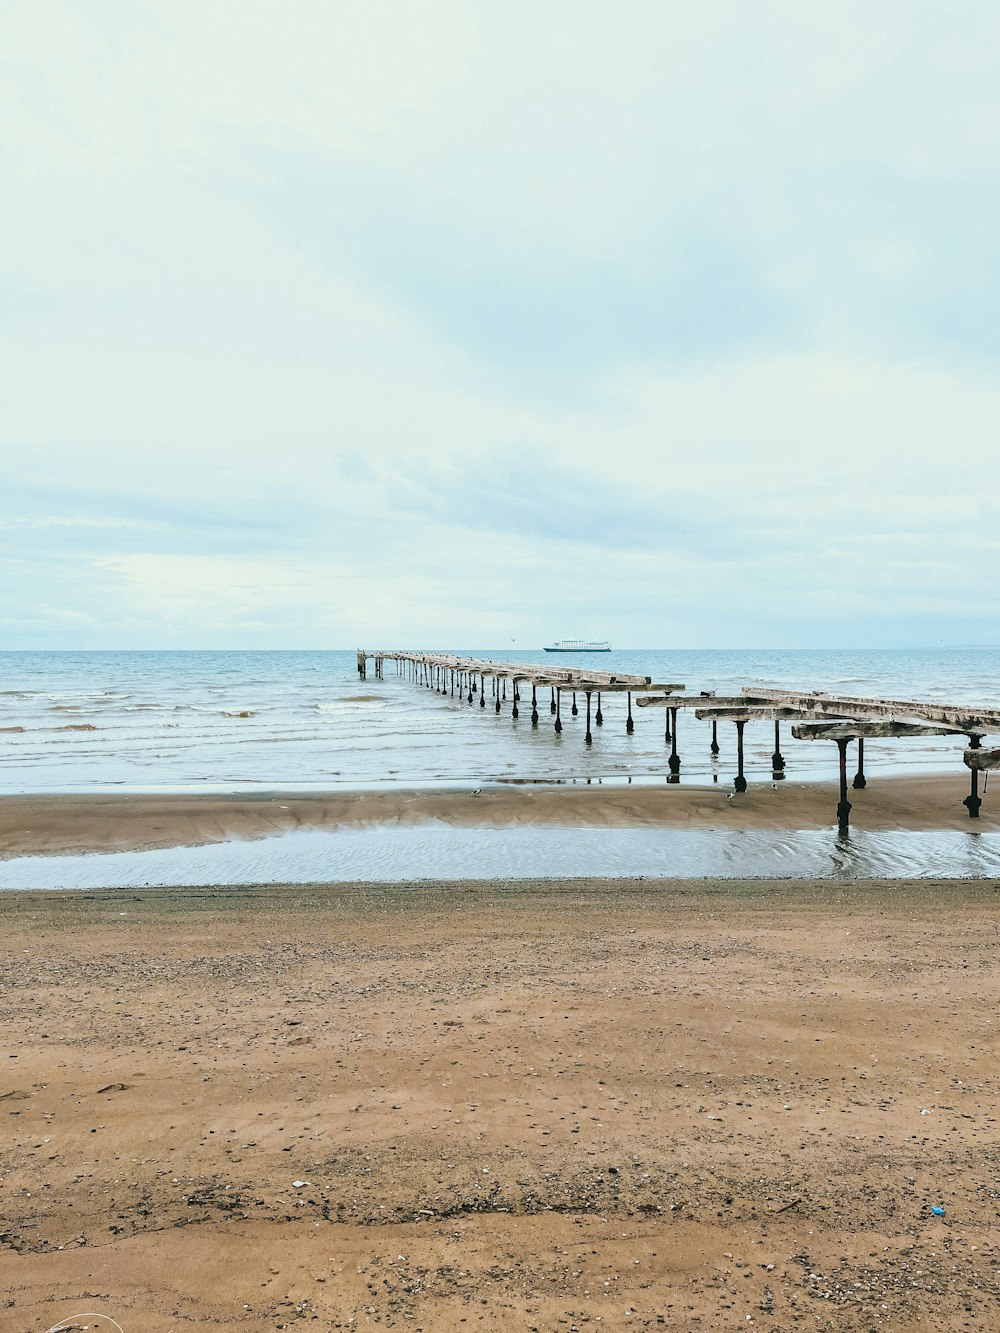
930;1206;945;1216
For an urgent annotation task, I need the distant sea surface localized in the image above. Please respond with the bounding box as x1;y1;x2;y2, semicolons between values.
1;648;998;795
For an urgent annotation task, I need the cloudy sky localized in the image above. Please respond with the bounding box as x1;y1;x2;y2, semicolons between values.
3;1;999;649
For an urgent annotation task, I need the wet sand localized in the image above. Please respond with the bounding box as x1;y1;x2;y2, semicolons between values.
1;878;997;1331
0;772;995;860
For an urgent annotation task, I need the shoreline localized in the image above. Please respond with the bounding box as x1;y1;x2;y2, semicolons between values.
2;877;997;1331
0;771;995;860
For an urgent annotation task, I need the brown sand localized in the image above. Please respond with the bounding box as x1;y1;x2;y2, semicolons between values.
1;878;997;1332
0;772;995;860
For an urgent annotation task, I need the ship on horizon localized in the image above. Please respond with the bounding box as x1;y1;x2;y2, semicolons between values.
543;639;612;653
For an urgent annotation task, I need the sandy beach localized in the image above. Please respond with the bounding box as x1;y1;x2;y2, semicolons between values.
0;772;995;861
1;876;997;1331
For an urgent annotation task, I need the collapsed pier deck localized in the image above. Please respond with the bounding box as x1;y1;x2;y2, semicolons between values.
358;651;1000;829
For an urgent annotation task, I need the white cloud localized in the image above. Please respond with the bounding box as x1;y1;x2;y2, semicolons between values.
2;1;1000;647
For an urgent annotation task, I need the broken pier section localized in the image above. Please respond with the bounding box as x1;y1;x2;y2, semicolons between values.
358;652;1000;830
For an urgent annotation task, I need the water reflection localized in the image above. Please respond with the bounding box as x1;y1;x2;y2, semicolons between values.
1;824;999;891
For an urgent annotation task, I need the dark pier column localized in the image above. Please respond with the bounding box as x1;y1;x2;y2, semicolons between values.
512;681;519;719
451;670;455;697
571;691;579;717
964;734;983;818
734;720;747;792
467;674;474;704
772;721;785;774
836;738;852;830
852;737;867;788
479;675;485;708
554;689;563;733
585;691;593;744
595;692;603;726
495;676;501;712
550;687;556;715
711;720;719;755
502;678;507;700
664;707;671;744
626;691;634;734
531;684;539;727
667;707;680;781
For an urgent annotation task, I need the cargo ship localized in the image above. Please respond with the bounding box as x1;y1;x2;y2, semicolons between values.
543;639;612;653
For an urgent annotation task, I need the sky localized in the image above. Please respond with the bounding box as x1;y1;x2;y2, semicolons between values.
2;0;999;650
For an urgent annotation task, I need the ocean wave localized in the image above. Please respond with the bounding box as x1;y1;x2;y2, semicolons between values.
221;710;256;718
2;722;103;734
313;697;384;711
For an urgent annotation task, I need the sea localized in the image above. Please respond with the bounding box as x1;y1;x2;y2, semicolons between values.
2;647;999;886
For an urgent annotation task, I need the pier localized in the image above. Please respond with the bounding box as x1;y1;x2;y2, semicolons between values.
358;651;1000;830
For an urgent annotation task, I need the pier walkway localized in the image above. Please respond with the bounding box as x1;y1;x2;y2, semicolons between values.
358;651;1000;830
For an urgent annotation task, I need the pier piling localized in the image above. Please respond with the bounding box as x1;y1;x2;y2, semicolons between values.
734;720;747;793
837;738;853;830
965;735;983;817
667;707;681;781
852;736;867;788
772;720;785;773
